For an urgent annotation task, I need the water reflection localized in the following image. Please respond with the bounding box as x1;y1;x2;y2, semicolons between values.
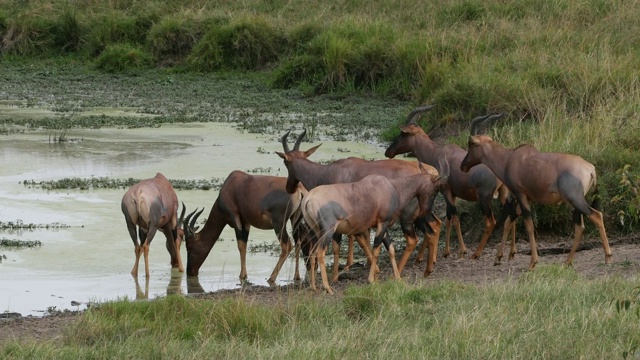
134;276;150;300
166;270;184;296
186;277;205;294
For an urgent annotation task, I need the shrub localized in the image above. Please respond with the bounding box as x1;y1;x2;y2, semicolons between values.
50;5;83;53
609;165;640;232
1;10;54;55
94;43;153;73
84;11;148;56
271;54;325;90
188;17;286;71
147;16;206;61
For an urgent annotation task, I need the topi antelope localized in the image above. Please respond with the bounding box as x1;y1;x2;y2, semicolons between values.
121;172;185;277
276;129;443;280
460;115;612;269
302;162;448;294
385;106;514;261
182;170;308;284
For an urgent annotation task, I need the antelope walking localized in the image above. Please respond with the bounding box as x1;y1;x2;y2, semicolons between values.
302;163;448;294
385;106;514;262
276;130;443;281
182;170;308;285
121;172;185;277
460;116;612;269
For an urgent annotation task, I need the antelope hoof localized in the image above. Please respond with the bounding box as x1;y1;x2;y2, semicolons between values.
471;253;480;260
324;286;335;295
605;254;613;265
528;262;538;271
443;250;451;258
564;260;574;268
267;278;277;287
509;252;516;260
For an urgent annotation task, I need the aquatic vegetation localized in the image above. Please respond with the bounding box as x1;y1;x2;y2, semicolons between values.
0;220;70;231
22;177;225;191
0;238;43;248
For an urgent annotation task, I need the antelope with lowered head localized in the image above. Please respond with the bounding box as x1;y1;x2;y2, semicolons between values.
302;161;448;294
460;115;612;269
385;106;513;262
182;170;308;285
276;129;443;280
121;172;185;277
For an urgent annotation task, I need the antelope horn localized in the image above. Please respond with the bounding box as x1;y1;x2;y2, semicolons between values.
190;207;205;231
281;129;292;153
293;129;307;151
472;113;505;135
178;202;186;226
485;113;505;124
405;105;435;125
470;114;491;135
184;209;197;238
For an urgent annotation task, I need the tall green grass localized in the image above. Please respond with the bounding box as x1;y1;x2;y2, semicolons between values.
1;266;639;359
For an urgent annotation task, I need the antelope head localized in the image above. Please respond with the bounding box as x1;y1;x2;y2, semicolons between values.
275;129;322;194
183;207;205;277
384;105;435;158
460;113;504;172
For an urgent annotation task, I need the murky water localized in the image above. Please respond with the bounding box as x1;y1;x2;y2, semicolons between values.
0;122;386;316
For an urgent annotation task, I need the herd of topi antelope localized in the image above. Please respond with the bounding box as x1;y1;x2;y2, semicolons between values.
121;105;612;294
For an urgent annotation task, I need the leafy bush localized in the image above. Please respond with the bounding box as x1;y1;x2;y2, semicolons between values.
94;43;153;72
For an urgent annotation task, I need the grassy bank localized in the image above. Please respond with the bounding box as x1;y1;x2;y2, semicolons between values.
1;266;639;359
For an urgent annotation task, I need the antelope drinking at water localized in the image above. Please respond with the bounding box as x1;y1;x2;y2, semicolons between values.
121;172;185;277
182;170;308;285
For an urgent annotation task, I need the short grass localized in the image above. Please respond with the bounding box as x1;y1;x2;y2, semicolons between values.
1;265;639;359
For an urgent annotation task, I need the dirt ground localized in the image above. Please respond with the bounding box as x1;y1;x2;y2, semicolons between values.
1;234;639;346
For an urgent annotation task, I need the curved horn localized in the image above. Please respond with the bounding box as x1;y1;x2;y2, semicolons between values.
471;113;505;135
485;113;504;125
178;202;186;226
293;129;307;151
281;129;292;153
183;209;197;238
470;114;491;135
190;207;205;230
405;105;435;125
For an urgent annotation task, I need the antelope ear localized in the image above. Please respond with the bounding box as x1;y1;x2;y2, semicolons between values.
399;125;417;135
275;151;287;160
304;144;322;157
468;136;481;145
